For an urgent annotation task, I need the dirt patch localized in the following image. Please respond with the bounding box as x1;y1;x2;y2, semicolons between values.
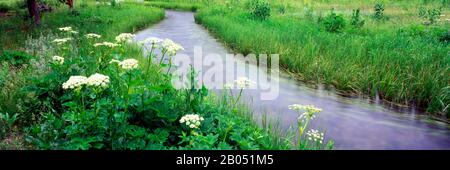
0;12;13;18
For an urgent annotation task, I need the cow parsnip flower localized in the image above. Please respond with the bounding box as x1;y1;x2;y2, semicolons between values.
223;83;233;89
115;33;135;43
289;104;321;121
52;38;72;45
52;56;64;65
109;59;121;64
235;77;256;89
179;114;204;129
85;33;101;39
62;76;87;90
59;26;73;32
161;39;184;55
93;42;120;48
306;129;324;144
86;73;110;88
118;59;139;70
139;37;162;45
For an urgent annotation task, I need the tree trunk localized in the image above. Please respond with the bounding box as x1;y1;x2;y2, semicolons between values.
27;0;40;25
67;0;74;9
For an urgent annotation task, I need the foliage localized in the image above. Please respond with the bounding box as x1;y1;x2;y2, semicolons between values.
418;7;442;25
20;25;306;150
350;8;365;28
373;2;385;20
322;10;346;32
0;112;19;139
0;50;33;67
248;0;271;20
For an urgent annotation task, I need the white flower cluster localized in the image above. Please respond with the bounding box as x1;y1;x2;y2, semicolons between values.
138;37;162;49
62;73;110;90
52;56;64;65
223;83;233;89
306;129;324;144
85;33;101;39
94;42;120;48
58;26;77;34
59;26;73;32
110;59;139;70
62;76;88;90
235;77;256;89
115;33;135;43
86;73;110;88
289;104;321;120
52;38;72;45
139;37;162;45
161;38;184;55
179;114;205;129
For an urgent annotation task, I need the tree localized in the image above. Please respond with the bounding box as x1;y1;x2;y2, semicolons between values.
59;0;74;9
27;0;40;24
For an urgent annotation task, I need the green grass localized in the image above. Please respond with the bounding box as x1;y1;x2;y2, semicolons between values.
0;1;165;51
147;0;450;117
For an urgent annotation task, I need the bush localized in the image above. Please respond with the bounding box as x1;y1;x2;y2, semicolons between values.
248;0;271;20
0;50;33;67
0;3;11;13
350;8;365;28
418;7;442;25
322;10;346;33
438;30;450;44
373;2;385;20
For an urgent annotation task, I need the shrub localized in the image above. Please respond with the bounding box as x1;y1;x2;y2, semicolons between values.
438;30;450;44
248;0;271;20
0;50;33;67
418;7;442;25
0;3;11;13
322;10;346;33
373;2;385;20
350;8;365;28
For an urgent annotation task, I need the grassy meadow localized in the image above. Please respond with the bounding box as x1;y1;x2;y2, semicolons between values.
146;0;450;117
0;1;330;150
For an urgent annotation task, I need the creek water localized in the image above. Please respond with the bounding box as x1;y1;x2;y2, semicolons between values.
134;10;450;149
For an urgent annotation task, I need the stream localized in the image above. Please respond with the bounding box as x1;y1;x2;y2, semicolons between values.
134;10;450;150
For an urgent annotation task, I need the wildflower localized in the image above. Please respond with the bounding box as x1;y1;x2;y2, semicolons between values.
161;39;184;55
179;114;204;129
235;77;256;89
288;104;303;111
139;37;162;45
118;59;139;70
305;129;324;144
289;104;322;121
93;42;120;48
52;56;64;65
109;59;121;64
62;76;87;90
224;83;233;89
85;33;101;39
58;26;73;32
52;38;72;45
115;33;135;43
86;73;110;88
